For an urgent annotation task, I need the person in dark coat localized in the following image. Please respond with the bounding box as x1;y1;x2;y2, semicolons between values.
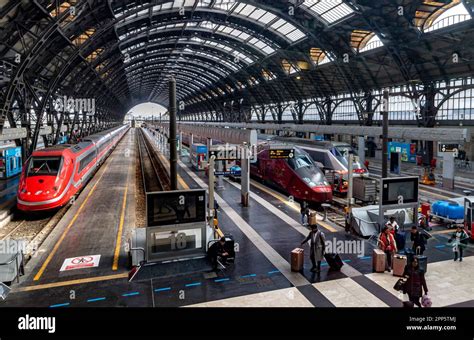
410;226;426;255
300;201;309;225
208;237;229;271
301;224;326;273
403;258;428;307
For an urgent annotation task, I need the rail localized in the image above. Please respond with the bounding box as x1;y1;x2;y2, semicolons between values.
137;128;171;193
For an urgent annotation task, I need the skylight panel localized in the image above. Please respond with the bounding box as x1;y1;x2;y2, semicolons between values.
303;0;354;24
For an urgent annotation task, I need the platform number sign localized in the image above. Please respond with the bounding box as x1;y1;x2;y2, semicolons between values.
439;144;459;153
169;232;187;250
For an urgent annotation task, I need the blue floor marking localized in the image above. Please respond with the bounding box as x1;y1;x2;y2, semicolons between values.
214;278;230;283
122;292;140;297
360;256;372;260
435;244;447;249
49;303;70;308
154;287;172;292
87;297;106;303
240;274;256;278
185;282;202;287
268;270;280;275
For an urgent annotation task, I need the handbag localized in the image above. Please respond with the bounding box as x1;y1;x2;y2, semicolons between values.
393;278;406;292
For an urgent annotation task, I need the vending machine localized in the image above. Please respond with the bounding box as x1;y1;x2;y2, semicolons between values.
191;143;208;171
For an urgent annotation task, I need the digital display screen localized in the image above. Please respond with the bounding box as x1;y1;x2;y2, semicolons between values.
381;177;418;205
146;190;206;227
269;149;294;159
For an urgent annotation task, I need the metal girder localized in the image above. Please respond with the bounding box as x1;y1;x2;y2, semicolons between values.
184;122;471;143
155;122;258;145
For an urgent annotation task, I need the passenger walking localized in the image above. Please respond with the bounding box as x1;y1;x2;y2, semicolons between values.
378;226;397;271
403;258;428;307
410;226;427;255
300;200;309;226
448;226;469;262
301;224;326;273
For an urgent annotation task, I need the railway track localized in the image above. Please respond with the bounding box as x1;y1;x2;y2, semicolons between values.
137;128;171;193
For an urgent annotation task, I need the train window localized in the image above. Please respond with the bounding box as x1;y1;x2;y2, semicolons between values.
27;157;62;177
78;152;96;173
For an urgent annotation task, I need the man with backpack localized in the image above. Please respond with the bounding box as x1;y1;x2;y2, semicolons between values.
410;226;428;255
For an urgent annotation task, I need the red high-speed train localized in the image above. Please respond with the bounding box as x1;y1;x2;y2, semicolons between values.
17;125;129;212
250;143;332;205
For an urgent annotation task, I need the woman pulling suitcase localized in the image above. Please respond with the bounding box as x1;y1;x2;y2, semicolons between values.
403;258;429;307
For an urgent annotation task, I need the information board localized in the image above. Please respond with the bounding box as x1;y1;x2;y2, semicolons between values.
146;190;206;227
381;177;418;206
439;143;459;153
269;148;294;159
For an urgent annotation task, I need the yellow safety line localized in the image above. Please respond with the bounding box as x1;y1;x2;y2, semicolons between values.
249;180;338;233
157;152;190;190
17;273;128;292
112;185;128;271
33;162;112;281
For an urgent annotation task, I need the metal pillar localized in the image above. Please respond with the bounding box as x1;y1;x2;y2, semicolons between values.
358;136;365;165
347;154;354;207
190;133;194;146
209;156;216;220
382;90;389;179
241;145;250;207
169;78;178;190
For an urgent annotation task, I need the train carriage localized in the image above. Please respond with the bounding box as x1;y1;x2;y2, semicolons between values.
17;125;129;212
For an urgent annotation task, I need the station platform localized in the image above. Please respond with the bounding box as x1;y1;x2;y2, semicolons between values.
2;129;474;308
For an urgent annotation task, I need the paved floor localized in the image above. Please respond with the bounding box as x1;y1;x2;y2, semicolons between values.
2;128;474;308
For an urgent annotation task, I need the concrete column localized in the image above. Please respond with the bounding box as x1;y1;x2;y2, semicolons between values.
190;133;194;146
208;156;216;220
216;159;224;189
241;146;250;207
358;136;365;164
442;152;455;189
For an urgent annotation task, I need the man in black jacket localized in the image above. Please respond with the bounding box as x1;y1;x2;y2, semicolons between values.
208;237;229;271
410;226;427;255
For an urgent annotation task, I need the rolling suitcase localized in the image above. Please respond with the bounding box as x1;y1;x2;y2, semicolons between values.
308;210;317;225
291;248;304;272
372;249;386;273
324;253;344;271
392;255;407;277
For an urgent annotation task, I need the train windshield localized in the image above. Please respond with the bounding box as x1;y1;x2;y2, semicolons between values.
27;157;62;177
288;153;329;188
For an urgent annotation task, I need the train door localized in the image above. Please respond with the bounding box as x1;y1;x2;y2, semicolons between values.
464;197;474;240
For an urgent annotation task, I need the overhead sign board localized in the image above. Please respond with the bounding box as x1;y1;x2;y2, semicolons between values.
146;189;206;227
269;148;294;159
439;143;459;153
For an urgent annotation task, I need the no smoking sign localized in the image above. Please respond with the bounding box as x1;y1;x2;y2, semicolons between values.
60;255;101;271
